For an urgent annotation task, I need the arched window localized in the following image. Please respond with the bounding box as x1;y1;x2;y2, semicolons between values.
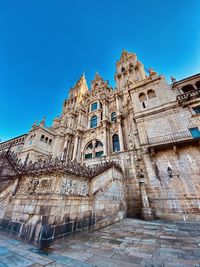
121;67;125;73
87;142;93;149
182;84;194;93
113;134;120;152
45;137;48;143
147;90;156;99
90;115;98;128
49;139;52;145
139;93;147;102
95;140;103;147
195;81;200;89
84;140;104;159
40;135;45;141
111;112;117;122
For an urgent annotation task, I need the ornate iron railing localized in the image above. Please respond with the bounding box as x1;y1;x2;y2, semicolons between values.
148;131;193;145
177;89;200;103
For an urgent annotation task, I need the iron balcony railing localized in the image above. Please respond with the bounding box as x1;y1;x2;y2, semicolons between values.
177;88;200;103
148;131;193;146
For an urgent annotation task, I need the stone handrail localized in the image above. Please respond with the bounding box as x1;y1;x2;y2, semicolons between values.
148;131;192;145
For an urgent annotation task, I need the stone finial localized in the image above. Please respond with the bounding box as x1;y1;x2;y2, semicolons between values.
170;76;176;82
94;71;101;80
148;67;157;76
40;116;46;126
31;120;38;128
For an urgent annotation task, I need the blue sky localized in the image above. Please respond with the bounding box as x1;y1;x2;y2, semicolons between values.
0;0;200;141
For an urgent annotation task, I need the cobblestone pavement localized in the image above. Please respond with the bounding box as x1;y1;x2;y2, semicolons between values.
0;219;200;267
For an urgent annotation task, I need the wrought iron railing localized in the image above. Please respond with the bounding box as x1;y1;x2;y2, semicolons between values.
148;131;192;145
177;88;200;103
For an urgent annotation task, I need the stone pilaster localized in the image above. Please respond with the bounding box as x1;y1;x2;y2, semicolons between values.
72;134;79;161
102;122;107;156
102;100;107;120
117;118;124;151
139;179;154;220
115;95;120;114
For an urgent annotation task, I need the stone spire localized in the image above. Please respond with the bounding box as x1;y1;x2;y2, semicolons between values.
115;49;146;90
119;49;136;62
91;71;109;91
39;117;46;126
70;74;89;102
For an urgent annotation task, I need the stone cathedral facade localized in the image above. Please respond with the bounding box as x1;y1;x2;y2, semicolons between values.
0;50;200;244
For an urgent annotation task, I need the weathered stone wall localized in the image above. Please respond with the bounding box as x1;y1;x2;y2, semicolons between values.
144;145;200;221
85;151;142;218
0;166;126;247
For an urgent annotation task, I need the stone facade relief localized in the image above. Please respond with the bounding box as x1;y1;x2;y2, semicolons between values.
60;178;88;196
23;177;53;194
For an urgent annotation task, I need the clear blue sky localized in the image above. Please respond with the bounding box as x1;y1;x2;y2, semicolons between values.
0;0;200;141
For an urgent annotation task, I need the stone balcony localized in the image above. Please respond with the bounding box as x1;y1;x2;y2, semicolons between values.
177;88;200;104
148;130;200;149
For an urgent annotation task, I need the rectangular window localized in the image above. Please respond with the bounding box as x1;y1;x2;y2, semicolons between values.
91;102;97;111
189;127;200;138
85;153;92;159
95;151;103;158
193;106;200;114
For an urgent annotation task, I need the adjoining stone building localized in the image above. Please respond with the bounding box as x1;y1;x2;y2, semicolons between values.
0;49;200;245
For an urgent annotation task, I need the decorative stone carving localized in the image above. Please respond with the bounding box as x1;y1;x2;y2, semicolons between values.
0;151;122;180
38;178;52;192
60;178;88;196
27;178;39;194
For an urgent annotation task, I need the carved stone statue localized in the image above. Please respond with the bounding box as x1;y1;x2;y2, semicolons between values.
27;178;39;194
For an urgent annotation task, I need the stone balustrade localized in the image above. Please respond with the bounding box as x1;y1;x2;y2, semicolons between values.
177;88;200;103
148;131;193;146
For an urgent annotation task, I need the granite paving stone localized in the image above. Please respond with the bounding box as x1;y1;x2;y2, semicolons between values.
0;219;200;267
0;253;34;267
24;252;54;265
0;247;11;256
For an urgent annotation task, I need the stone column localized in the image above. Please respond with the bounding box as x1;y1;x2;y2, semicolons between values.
116;95;120;114
78;112;82;126
76;136;82;163
63;138;69;150
103;101;107;120
62;137;70;160
103;125;107;156
139;179;154;220
72;134;79;161
92;140;96;158
68;116;72;128
118;119;124;151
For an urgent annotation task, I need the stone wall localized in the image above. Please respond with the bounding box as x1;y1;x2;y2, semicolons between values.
144;145;200;221
0;166;126;247
85;151;142;218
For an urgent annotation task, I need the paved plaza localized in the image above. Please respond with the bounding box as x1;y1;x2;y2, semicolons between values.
0;219;200;267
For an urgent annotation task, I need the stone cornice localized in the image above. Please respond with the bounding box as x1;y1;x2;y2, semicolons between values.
134;101;178;120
